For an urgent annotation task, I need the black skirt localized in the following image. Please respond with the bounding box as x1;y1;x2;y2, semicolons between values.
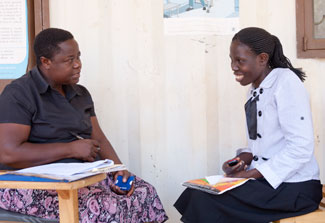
174;179;322;223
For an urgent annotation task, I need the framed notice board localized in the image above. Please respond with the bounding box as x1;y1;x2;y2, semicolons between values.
0;0;49;93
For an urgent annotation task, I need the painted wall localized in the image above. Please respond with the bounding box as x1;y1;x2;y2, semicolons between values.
49;0;325;222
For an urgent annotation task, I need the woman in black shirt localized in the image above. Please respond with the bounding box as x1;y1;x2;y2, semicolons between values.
0;28;168;223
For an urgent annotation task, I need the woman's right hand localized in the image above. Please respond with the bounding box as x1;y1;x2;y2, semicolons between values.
222;157;247;175
69;139;100;162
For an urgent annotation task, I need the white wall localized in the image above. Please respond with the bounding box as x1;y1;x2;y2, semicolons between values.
49;0;325;222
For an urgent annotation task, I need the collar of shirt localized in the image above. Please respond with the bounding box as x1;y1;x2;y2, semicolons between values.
249;68;280;98
259;68;279;89
30;66;82;100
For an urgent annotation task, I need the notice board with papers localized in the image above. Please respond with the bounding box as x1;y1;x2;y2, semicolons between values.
0;0;49;93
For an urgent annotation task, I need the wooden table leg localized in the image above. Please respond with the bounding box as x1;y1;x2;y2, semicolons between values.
57;189;79;223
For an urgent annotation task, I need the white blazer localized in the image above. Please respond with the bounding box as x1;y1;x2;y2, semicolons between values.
237;68;320;189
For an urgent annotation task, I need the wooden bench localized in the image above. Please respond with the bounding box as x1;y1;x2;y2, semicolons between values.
0;172;106;223
274;185;325;223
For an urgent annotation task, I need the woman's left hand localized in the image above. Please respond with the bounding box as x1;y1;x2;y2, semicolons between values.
227;168;263;179
111;170;135;196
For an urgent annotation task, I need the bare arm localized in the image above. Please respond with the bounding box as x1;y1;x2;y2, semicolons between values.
90;116;122;164
229;168;263;179
0;123;100;169
90;116;135;196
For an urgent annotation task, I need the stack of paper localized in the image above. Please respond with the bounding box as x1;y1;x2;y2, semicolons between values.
183;175;252;195
9;159;126;182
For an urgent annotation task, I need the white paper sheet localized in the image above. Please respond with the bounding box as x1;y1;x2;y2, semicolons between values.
13;159;126;181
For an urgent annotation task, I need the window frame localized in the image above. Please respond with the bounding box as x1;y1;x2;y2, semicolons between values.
27;0;50;70
296;0;325;58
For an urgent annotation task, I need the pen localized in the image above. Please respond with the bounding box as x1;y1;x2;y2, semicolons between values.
70;131;100;151
70;131;85;140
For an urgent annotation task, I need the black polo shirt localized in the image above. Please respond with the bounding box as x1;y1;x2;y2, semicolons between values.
0;66;96;142
0;67;96;168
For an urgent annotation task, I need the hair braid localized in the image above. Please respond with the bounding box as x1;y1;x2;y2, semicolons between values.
232;27;306;82
270;35;306;81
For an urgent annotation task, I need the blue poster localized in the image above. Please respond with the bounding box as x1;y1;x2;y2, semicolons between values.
0;0;28;79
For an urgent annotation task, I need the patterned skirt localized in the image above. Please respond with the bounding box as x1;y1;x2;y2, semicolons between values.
0;173;168;223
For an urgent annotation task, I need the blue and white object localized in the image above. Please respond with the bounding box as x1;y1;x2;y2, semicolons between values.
115;175;135;191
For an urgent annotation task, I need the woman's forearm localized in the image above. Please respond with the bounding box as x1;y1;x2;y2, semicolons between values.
0;142;74;169
90;116;122;164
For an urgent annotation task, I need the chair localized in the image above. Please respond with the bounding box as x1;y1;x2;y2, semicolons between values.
0;173;106;223
274;185;325;223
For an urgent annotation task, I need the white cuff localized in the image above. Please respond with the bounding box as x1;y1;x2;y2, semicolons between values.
256;162;283;189
236;147;251;156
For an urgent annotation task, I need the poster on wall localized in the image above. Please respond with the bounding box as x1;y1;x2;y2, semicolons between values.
0;0;28;79
163;0;239;35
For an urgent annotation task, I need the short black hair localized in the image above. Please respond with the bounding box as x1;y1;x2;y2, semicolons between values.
33;28;74;66
232;27;306;82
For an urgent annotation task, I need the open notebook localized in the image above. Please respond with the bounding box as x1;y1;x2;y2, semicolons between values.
0;159;126;182
183;175;253;195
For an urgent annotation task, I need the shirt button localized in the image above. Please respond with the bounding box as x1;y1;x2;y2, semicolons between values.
259;88;264;94
253;91;257;97
258;111;262;116
257;133;262;138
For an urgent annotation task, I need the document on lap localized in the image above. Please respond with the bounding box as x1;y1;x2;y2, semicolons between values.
6;159;126;182
182;175;253;195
